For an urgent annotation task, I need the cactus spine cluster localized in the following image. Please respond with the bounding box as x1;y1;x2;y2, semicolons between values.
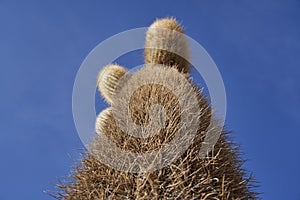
55;18;258;200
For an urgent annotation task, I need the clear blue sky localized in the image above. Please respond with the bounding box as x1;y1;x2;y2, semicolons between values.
0;0;299;199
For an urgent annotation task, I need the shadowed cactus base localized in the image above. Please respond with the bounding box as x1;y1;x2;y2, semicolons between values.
55;18;258;199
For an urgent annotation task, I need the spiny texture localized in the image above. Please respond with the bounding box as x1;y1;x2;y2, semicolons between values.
144;18;190;74
97;64;127;104
99;65;201;154
55;18;258;199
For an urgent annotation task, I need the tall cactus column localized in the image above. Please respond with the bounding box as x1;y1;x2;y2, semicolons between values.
56;18;258;200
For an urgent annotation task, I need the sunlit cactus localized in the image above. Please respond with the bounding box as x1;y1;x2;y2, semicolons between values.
97;64;127;104
55;18;258;200
144;18;190;74
95;107;112;136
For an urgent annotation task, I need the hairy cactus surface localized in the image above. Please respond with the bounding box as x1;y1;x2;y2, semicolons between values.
97;64;127;104
55;18;258;200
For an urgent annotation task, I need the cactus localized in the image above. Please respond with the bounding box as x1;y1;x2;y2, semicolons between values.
55;18;258;199
97;64;127;104
144;18;190;74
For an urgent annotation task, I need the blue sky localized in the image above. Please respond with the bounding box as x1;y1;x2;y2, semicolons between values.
0;0;299;199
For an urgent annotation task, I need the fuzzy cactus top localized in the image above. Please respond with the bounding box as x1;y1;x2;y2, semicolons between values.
56;18;258;200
